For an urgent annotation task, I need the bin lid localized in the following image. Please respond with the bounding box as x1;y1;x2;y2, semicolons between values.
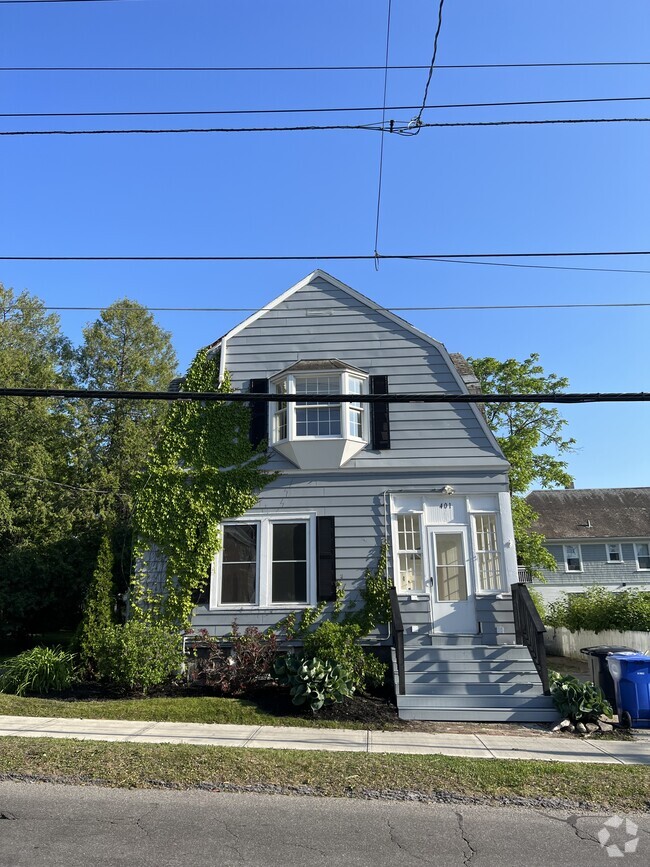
580;646;638;656
608;652;650;662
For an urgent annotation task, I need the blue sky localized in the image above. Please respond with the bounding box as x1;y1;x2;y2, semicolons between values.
1;0;649;488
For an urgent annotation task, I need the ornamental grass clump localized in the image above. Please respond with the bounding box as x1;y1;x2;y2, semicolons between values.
0;646;76;696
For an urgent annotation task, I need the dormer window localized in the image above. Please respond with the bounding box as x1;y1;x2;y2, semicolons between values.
269;360;368;469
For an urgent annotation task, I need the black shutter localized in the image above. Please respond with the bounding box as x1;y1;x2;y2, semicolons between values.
316;516;337;601
370;375;391;449
249;378;269;447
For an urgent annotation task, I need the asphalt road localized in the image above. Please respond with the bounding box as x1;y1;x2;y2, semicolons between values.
0;781;649;866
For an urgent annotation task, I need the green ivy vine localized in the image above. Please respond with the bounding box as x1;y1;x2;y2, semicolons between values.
130;349;273;627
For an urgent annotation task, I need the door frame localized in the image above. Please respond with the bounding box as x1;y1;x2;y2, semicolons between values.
426;525;478;634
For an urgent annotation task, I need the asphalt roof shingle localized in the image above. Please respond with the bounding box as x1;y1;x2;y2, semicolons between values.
526;488;650;540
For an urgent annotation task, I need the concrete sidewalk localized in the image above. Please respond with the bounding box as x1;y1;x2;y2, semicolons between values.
2;714;650;764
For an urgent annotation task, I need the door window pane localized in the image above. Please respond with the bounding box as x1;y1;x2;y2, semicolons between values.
272;522;308;602
436;534;468;602
395;514;424;593
473;513;502;591
221;524;257;604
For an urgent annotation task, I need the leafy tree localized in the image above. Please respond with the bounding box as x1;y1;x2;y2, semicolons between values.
75;300;178;589
0;283;94;637
468;353;575;574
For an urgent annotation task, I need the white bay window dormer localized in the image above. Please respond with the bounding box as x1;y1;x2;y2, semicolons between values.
270;360;368;469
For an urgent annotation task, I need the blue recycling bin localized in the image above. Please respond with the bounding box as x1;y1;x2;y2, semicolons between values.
607;652;650;729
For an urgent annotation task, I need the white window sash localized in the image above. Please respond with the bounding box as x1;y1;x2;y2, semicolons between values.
563;544;583;573
211;513;317;608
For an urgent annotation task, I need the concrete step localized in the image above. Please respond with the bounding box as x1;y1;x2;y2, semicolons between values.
396;705;559;722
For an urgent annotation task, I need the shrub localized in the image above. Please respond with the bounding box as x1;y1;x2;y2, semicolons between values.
274;654;354;711
78;534;116;673
546;588;650;633
95;621;183;692
549;671;613;723
527;586;547;623
189;623;279;695
302;620;386;691
0;646;76;696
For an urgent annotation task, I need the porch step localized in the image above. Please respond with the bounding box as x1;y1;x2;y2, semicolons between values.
401;680;546;696
402;671;541;684
404;646;532;662
395;703;559;723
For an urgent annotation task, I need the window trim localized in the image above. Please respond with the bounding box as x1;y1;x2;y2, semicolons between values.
470;511;504;594
606;543;623;563
211;513;317;609
563;543;583;573
634;541;650;571
270;369;369;445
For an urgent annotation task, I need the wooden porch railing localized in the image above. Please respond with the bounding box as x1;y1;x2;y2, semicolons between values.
389;586;406;696
511;582;550;694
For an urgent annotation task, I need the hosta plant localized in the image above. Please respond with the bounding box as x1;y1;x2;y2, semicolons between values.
274;654;354;711
0;646;76;696
549;671;613;723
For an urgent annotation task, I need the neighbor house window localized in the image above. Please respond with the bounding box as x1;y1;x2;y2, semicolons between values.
395;513;425;593
607;544;622;563
216;517;314;607
564;544;582;572
635;543;650;570
473;513;502;591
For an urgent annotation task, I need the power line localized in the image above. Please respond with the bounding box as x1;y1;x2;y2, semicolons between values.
0;1;131;4
8;94;650;120
4;61;650;72
36;301;650;313
0;467;124;497
4;115;650;135
1;387;649;405
413;0;446;130
4;249;650;261
373;0;393;267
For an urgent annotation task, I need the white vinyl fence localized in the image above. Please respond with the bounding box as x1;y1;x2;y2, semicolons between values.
545;626;650;659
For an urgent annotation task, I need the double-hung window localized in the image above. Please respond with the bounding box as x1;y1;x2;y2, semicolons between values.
607;543;622;563
216;516;314;607
564;544;582;572
395;513;425;594
473;513;502;592
635;542;650;570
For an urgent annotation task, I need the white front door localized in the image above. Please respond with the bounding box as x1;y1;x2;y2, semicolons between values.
427;527;477;634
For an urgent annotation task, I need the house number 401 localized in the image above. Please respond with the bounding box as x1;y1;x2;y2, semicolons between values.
439;502;452;510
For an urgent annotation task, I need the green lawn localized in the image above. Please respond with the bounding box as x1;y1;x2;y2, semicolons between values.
0;693;377;730
1;736;648;811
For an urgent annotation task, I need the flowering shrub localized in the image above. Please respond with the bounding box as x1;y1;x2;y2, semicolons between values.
189;622;278;695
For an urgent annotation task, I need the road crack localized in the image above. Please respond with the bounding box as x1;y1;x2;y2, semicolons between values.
455;811;476;866
386;818;430;864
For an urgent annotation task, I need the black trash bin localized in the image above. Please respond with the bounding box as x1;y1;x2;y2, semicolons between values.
580;646;638;708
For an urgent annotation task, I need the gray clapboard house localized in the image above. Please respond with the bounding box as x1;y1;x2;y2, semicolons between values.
526;487;650;602
191;271;555;721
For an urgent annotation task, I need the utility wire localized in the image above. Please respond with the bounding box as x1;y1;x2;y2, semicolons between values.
0;1;132;4
10;94;650;119
4;61;650;72
36;301;650;313
373;0;393;269
0;467;125;497
4;116;650;135
412;0;446;130
4;250;650;261
1;387;649;405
